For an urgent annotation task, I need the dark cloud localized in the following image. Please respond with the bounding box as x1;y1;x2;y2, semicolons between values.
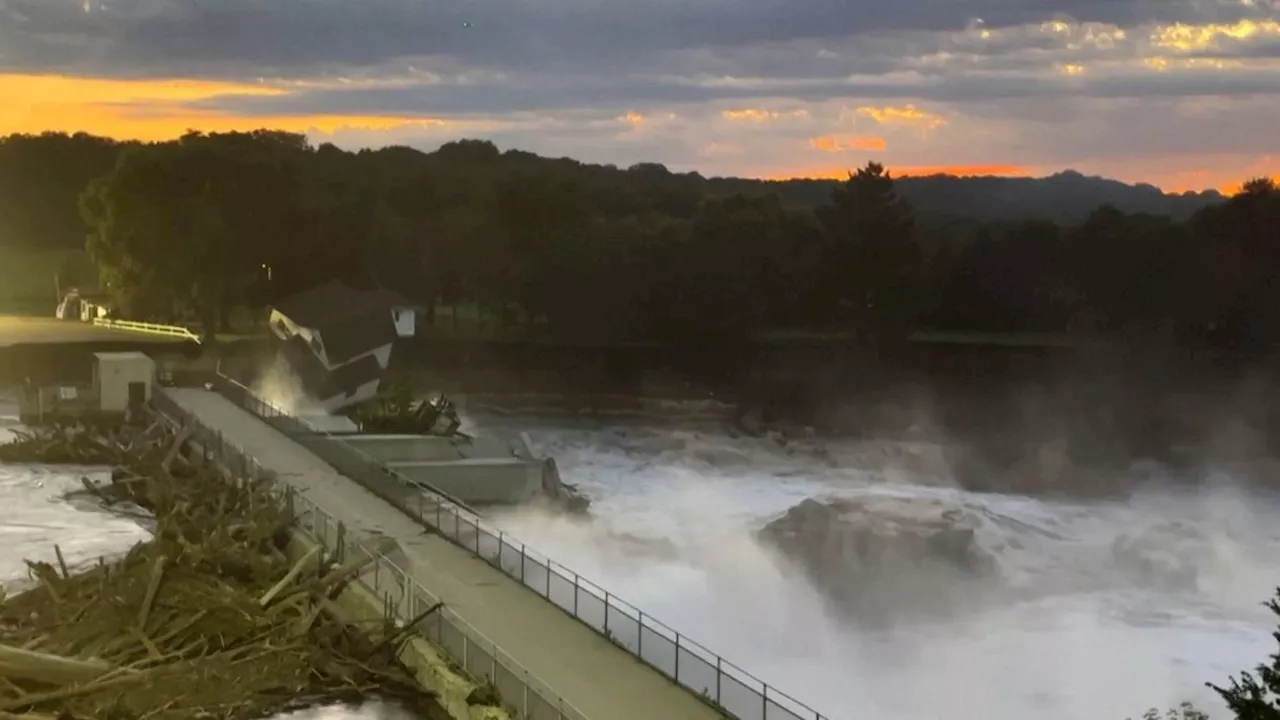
1194;37;1280;59
185;65;1280;119
0;0;1273;78
1;0;1276;191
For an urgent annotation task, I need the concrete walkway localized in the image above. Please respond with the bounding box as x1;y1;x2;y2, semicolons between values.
165;389;722;720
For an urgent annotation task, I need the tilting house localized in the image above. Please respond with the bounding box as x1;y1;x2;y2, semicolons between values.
267;281;415;413
264;280;586;510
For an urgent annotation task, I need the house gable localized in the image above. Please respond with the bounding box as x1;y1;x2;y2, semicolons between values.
268;280;407;412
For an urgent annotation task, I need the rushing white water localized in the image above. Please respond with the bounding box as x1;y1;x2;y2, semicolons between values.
5;392;1278;720
484;419;1280;720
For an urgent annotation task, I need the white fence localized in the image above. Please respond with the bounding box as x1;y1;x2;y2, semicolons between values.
92;317;201;342
210;374;830;720
153;388;586;720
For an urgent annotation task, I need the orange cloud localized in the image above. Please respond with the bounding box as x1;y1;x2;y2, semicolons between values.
617;111;646;126
0;73;448;141
852;104;947;130
1150;19;1280;51
615;110;677;127
809;135;886;152
721;108;809;123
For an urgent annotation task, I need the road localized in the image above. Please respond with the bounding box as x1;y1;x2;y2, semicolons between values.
165;387;726;720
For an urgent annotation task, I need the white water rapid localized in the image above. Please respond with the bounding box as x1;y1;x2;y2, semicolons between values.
4;394;1278;720
489;418;1280;720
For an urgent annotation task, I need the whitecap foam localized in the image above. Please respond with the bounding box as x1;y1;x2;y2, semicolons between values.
492;423;1280;720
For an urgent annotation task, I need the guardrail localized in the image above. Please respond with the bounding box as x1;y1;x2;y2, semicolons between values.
151;387;587;720
206;372;829;720
92;318;201;343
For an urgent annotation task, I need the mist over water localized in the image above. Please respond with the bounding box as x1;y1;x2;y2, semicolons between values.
5;385;1279;720
487;420;1280;720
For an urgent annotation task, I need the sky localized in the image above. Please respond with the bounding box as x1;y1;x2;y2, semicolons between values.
1;0;1277;193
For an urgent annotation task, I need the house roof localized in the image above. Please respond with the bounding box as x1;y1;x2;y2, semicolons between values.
271;281;371;328
364;287;414;308
280;335;385;398
271;281;400;364
321;309;398;365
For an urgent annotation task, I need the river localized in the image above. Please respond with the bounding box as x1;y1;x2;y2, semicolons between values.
3;400;1277;720
493;417;1279;720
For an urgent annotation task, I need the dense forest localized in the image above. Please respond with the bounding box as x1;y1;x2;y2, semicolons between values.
0;130;1276;349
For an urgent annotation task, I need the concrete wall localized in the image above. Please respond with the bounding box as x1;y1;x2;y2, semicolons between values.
338;433;546;507
282;532;509;720
390;458;545;506
343;433;525;464
297;413;360;433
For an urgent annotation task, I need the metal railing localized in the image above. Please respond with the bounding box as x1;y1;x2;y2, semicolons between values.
93;317;202;343
151;388;586;720
204;373;829;720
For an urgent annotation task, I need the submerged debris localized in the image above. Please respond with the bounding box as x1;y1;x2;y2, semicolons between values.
0;414;447;720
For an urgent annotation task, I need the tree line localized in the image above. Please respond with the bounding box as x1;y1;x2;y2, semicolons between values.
1;130;1277;348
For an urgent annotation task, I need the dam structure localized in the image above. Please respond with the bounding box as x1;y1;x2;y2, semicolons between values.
157;370;828;720
43;278;827;718
263;281;574;509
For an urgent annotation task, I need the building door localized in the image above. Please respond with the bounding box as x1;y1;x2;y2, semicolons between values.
127;382;146;406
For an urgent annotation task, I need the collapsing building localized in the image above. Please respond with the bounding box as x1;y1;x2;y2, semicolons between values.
265;280;588;511
267;281;416;414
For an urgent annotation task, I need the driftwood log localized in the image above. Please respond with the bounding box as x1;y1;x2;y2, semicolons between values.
0;413;447;720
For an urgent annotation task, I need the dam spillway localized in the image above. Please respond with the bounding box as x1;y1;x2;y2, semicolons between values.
157;385;741;720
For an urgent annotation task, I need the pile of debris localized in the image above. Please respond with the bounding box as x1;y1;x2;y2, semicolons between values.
0;416;447;720
352;382;467;438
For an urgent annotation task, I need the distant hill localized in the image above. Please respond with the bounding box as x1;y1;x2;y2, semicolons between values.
703;170;1225;225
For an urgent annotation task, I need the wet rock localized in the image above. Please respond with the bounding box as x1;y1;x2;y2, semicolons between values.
759;495;999;622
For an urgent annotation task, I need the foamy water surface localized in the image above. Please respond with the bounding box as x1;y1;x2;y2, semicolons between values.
488;419;1280;720
5;403;1279;720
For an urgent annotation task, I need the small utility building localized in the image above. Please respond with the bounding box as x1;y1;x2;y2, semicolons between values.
267;282;415;414
93;351;156;413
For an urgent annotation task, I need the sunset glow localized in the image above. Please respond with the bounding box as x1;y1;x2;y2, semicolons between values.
809;136;888;152
0;74;447;141
0;25;1275;199
764;164;1032;182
